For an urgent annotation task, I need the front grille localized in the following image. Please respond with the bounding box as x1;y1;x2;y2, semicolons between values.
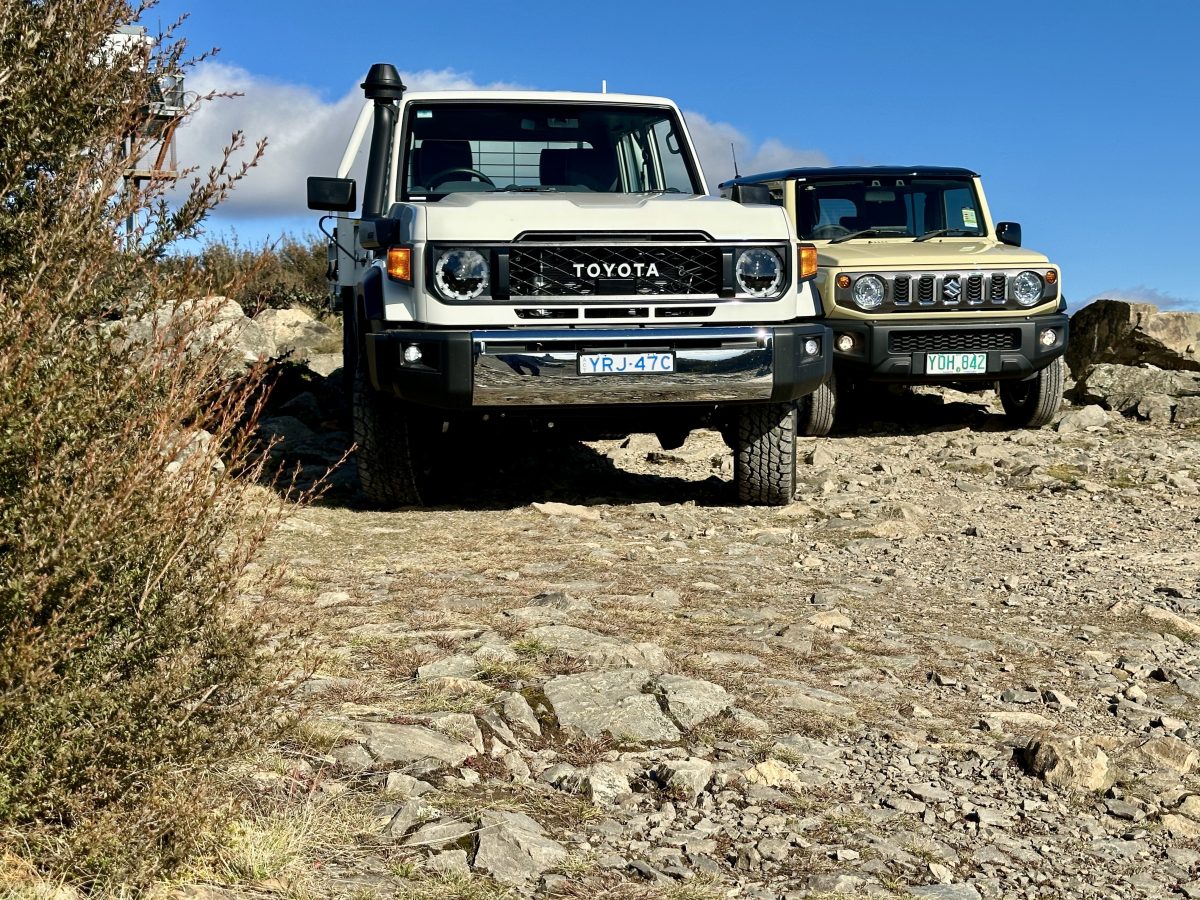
839;269;1054;312
509;245;721;297
888;329;1021;354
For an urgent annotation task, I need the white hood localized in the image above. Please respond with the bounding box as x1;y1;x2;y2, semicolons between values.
406;192;793;243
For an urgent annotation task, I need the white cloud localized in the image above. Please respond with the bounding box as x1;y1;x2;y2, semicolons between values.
174;64;829;221
177;64;526;220
1082;286;1199;312
681;111;829;192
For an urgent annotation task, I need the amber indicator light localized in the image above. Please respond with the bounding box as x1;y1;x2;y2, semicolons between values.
1046;270;1058;285
836;273;851;289
799;245;819;280
387;247;412;282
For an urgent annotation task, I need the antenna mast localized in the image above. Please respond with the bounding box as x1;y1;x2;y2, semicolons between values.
730;142;740;178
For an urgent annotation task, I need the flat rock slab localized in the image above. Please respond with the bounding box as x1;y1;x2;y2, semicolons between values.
362;723;474;767
908;886;983;900
474;810;567;886
763;678;857;718
403;817;476;850
416;654;478;680
655;673;733;729
543;669;680;742
526;624;669;671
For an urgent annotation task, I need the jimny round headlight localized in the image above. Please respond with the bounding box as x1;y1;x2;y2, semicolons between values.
735;248;783;297
1014;270;1044;307
852;274;885;310
434;249;489;300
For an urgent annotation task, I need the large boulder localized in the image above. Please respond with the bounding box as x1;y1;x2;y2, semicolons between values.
1022;734;1116;793
1071;363;1200;416
1067;300;1200;376
104;295;277;375
253;307;338;360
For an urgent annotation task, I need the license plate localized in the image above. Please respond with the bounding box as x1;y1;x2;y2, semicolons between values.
926;352;987;375
578;351;675;375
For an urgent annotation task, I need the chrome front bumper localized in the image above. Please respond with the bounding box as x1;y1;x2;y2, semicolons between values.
366;324;831;409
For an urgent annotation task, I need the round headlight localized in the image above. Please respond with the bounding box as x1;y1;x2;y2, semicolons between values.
735;248;783;297
1014;270;1043;307
852;275;885;310
434;249;489;300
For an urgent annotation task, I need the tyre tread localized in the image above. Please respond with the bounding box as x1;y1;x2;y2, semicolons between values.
734;403;797;506
1000;356;1064;429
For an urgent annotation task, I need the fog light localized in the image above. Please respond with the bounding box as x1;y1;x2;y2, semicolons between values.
804;338;821;356
403;344;423;363
1039;329;1057;347
836;333;855;352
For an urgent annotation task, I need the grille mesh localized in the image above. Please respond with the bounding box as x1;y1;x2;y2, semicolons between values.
889;329;1020;354
893;275;910;304
509;246;721;297
989;273;1007;302
967;274;984;304
918;275;935;303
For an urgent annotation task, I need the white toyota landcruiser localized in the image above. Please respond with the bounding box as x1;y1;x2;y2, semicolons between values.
308;64;831;506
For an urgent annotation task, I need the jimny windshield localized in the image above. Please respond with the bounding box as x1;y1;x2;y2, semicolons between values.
795;176;987;241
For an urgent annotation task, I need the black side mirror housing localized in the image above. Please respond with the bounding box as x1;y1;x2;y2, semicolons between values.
358;218;399;251
996;221;1022;247
726;183;774;206
307;176;357;212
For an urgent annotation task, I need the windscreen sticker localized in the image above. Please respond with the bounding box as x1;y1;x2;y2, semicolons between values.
416;110;433;119
962;208;978;228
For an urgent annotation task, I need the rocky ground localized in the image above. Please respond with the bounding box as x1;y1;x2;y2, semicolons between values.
200;380;1200;900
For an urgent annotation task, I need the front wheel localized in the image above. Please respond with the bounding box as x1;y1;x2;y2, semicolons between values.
352;361;442;507
796;372;837;437
998;357;1064;428
734;403;797;506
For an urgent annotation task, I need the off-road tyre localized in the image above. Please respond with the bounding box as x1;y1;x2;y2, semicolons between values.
999;356;1064;429
796;371;837;437
734;402;797;506
352;361;439;507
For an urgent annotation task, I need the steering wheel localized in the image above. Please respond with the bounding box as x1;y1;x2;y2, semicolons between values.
427;167;495;188
810;223;851;238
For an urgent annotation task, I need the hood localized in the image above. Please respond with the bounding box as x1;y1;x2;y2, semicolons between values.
412;192;792;243
817;238;1053;270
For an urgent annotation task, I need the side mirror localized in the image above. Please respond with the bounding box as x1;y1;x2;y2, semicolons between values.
307;176;356;212
727;183;774;205
996;221;1022;247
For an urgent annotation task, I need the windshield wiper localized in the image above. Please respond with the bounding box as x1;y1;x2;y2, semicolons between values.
830;228;909;244
489;186;560;193
914;228;976;242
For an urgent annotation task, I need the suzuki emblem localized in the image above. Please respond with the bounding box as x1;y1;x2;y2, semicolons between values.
943;276;962;302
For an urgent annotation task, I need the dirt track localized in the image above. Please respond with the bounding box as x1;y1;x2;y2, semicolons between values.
238;388;1200;899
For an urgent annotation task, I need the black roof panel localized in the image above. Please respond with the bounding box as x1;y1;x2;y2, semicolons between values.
720;165;979;188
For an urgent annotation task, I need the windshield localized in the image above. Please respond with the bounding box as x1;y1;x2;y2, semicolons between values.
794;176;986;241
401;102;702;199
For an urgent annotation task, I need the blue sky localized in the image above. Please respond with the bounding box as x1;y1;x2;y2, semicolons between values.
149;0;1200;311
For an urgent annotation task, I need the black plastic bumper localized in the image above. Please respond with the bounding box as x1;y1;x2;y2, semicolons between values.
828;314;1069;382
365;323;832;410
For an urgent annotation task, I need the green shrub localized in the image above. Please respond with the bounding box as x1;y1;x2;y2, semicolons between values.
174;232;331;315
0;0;285;887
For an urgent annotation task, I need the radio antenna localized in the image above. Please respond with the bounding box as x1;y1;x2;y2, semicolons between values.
731;142;740;178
